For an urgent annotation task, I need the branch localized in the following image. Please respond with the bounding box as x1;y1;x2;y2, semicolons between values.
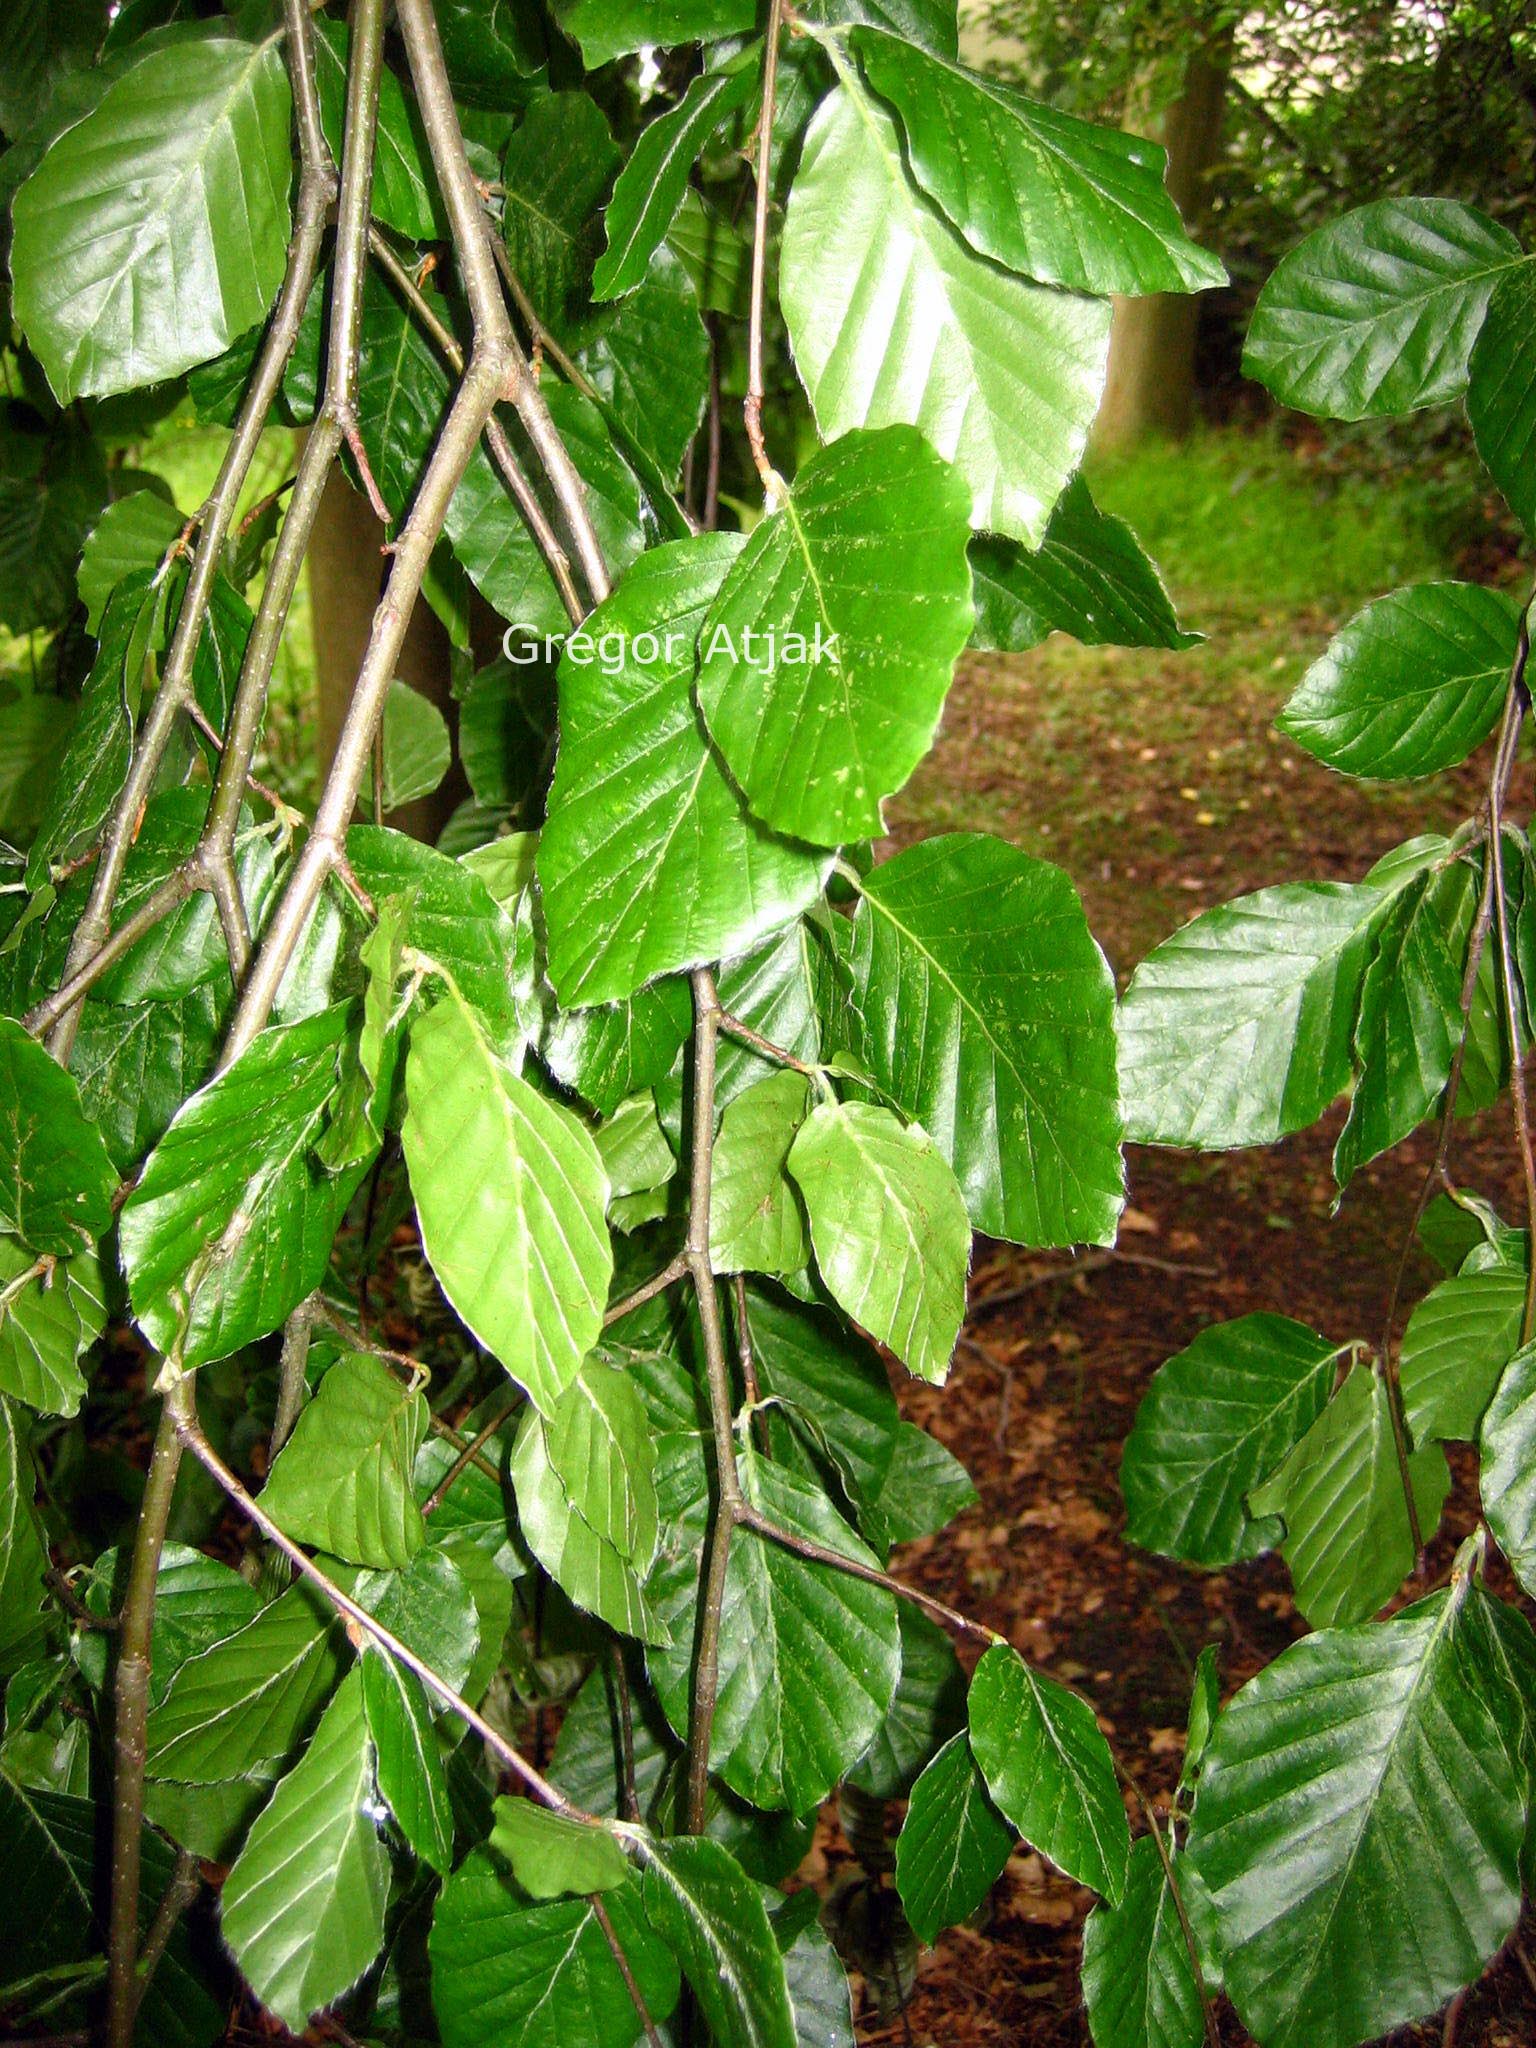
173;1402;586;1817
682;967;741;1833
104;1377;194;2048
45;0;336;1061
602;1254;688;1329
132;1847;201;2021
420;1395;520;1514
367;224;584;626
743;0;786;496
733;1503;1001;1647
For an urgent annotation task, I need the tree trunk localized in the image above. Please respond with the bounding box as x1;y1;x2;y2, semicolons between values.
1094;42;1231;450
306;464;465;843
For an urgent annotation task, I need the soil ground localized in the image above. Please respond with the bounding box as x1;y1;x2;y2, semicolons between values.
854;435;1536;2047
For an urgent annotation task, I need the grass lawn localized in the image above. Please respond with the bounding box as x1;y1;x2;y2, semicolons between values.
892;424;1493;973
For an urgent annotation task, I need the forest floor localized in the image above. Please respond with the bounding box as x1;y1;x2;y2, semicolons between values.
849;429;1536;2047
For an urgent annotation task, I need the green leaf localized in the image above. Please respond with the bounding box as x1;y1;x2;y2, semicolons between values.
788;1099;969;1385
555;0;756;66
696;426;974;845
595;1092;676;1204
1185;1581;1529;2048
0;421;108;636
574;243;710;483
0;0;107;140
1333;858;1477;1188
381;678;451;811
838;832;1124;1245
489;1794;629;1898
539;534;829;1004
710;1072;812;1277
0;694;71;841
1118;880;1392;1148
1182;1647;1221;1793
0;1016;116;1256
860;1419;977;1549
28;567;163;884
360;1646;454;1874
593;67;758;300
120;1006;350;1368
0;1238;104;1418
348;825;524;1057
353;1544;483;1696
544;977;693;1119
778;1907;857;2048
851;29;1224;295
1400;1262;1527;1446
1081;1834;1205;2048
781;77;1110;544
403;994;611;1414
458;656;556;815
501;91;619;325
640;1834;797;2048
1242;199;1524;421
1248;1363;1450;1628
146;1581;343;1783
1120;1314;1340;1568
509;1392;664;1641
747;1282;901;1513
1481;1341;1536;1599
847;1604;966;1799
967;1642;1129;1901
0;1397;48;1673
11;36;294;400
312;17;441;243
1278;583;1518;780
73;986;222;1173
656;920;822;1136
895;1729;1014;1945
0;1780;222;2048
648;1443;901;1810
540;1355;659;1564
969;477;1199;655
261;1350;428;1571
1469;259;1536;537
77;490;181;635
78;1541;262;1707
221;1669;389;2034
430;1850;680;2048
436;0;546;107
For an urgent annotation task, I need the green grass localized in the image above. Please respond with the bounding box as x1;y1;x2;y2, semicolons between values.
1088;425;1450;621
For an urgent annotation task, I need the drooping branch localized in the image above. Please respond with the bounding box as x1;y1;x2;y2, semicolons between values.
103;1376;195;2048
172;1403;586;1815
682;967;743;1834
45;0;336;1061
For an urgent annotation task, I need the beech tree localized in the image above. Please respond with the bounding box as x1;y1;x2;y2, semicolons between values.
0;6;1533;2048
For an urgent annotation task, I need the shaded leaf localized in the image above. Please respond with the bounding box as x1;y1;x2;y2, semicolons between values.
0;1015;116;1255
895;1729;1014;1945
361;1646;454;1874
0;1238;105;1418
1479;1340;1536;1599
1081;1834;1205;2048
593;66;757;300
640;1834;797;2048
1120;1314;1340;1568
1469;259;1536;537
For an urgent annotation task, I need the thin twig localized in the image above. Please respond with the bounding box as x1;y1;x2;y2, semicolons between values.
612;1643;642;1825
591;1894;664;2048
421;1396;519;1514
717;1010;819;1076
603;1255;688;1329
735;1504;1000;1647
743;0;786;494
132;1846;200;2019
174;1405;585;1816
